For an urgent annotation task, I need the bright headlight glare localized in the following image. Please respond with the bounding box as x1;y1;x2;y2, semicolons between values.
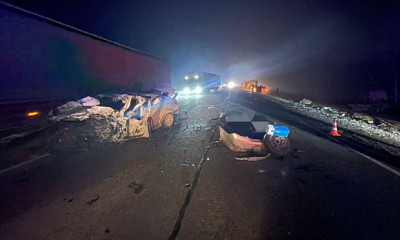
194;86;202;94
227;81;236;89
194;75;199;79
183;87;191;94
184;76;189;80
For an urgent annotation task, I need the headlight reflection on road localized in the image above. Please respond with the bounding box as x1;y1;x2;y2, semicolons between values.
183;87;191;94
194;86;203;94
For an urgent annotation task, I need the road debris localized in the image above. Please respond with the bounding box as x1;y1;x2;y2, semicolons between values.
182;183;191;188
87;196;100;206
258;169;266;173
219;126;265;152
322;107;333;112
266;125;290;137
264;135;291;155
352;113;374;124
299;98;312;106
181;163;196;167
128;182;145;195
235;154;270;161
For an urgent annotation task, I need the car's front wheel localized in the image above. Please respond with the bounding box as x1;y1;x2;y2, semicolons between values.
162;113;174;128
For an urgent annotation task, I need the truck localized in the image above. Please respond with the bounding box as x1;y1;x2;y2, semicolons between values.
241;80;269;94
182;72;221;94
0;2;173;138
241;80;258;92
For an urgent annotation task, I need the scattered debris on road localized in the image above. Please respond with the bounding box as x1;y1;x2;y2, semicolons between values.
264;135;291;155
86;196;100;206
352;113;374;124
128;182;145;195
181;163;196;167
219;126;265;152
235;154;270;161
322;107;333;112
299;98;312;106
266;125;290;137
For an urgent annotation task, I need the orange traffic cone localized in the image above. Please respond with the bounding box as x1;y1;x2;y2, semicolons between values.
331;120;341;136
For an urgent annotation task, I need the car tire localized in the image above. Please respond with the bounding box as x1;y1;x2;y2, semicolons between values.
162;113;174;128
263;135;290;156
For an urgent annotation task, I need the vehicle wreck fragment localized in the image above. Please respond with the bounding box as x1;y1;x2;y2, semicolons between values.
235;154;270;161
49;92;178;142
219;126;265;152
219;123;291;157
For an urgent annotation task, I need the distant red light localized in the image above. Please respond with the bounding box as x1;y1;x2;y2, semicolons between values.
261;87;269;94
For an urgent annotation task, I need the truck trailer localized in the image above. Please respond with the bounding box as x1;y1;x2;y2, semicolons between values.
183;72;221;94
0;2;173;134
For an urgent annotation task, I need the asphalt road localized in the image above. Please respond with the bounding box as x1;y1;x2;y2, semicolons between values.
0;91;400;240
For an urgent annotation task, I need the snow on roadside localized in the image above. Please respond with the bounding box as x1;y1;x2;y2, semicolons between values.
263;95;400;150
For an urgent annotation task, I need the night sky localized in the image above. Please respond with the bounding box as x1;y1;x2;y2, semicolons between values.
4;0;400;103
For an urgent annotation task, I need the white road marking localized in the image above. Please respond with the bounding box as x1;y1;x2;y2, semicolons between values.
0;153;50;175
350;149;400;177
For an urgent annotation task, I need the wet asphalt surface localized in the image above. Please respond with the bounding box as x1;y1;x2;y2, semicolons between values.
1;91;400;240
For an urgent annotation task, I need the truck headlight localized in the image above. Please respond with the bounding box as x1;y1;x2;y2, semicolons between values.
194;86;202;94
183;87;191;94
227;81;236;89
184;76;189;80
194;75;199;79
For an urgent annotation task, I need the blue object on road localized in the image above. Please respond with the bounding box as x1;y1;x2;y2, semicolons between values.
266;125;290;137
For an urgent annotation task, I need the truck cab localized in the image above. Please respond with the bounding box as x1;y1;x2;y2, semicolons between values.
183;72;221;94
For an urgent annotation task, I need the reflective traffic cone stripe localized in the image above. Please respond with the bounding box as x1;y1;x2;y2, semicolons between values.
331;120;341;136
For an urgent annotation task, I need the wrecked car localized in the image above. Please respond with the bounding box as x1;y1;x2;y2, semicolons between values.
49;91;179;142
